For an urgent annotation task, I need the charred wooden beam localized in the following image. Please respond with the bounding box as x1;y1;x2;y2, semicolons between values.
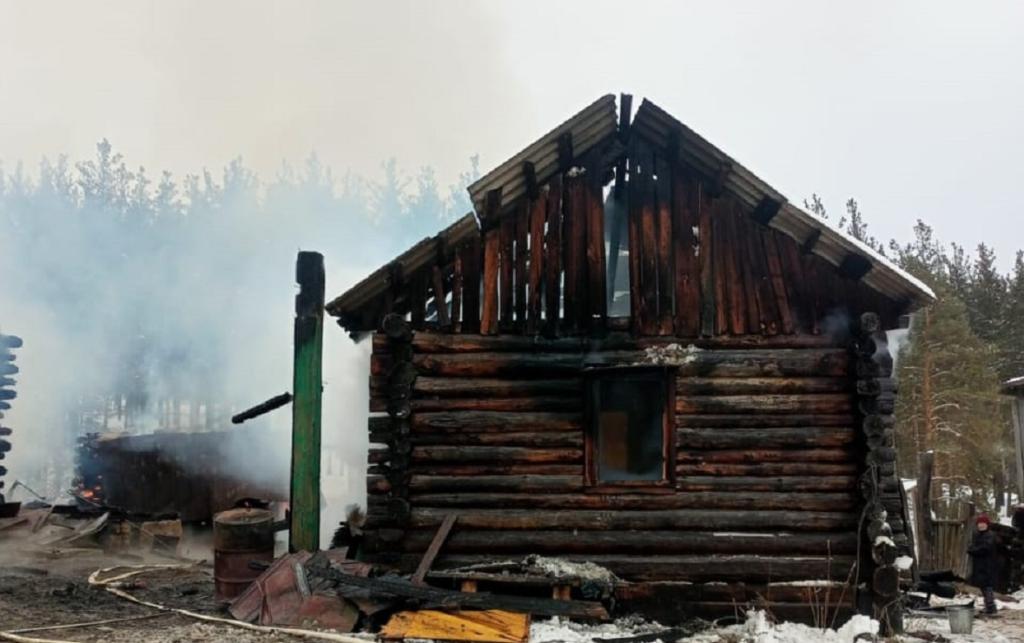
751;197;783;225
838;253;873;281
231;392;292;424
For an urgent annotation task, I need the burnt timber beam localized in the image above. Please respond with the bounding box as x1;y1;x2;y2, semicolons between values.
751;197;783;226
557;132;574;172
800;229;822;255
838;253;873;281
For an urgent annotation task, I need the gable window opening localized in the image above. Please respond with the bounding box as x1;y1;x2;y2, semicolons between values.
585;366;674;486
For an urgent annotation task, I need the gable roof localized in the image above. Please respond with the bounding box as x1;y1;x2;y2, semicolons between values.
629;98;934;307
327;94;934;331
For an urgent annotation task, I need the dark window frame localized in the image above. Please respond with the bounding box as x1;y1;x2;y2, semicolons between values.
583;365;676;490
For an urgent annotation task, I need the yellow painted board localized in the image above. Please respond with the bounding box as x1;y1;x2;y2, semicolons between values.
380;609;530;643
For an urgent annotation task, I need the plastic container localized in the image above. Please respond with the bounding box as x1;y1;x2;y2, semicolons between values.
947;604;974;635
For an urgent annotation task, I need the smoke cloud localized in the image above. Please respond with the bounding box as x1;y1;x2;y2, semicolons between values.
0;143;475;543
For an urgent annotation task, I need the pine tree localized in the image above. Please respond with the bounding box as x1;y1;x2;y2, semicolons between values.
1002;251;1024;380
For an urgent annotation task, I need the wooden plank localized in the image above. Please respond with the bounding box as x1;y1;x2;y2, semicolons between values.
499;210;515;329
673;169;699;336
761;230;795;334
409;492;856;512
562;174;586;331
451;252;463;330
514;201;529;329
381;610;529;643
316;569;607;620
481;229;500;335
627;141;644;332
777;230;810;334
743;215;778;335
461;235;481;333
655;156;674;335
709;191;728;335
733;204;761;333
722;202;746;335
584;171;607;327
411;514;457;585
432;265;450;328
527;191;546;334
544;175;564;333
676;427;856;449
638;150;659;335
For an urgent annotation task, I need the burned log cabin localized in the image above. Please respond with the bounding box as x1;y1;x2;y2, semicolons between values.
326;94;935;621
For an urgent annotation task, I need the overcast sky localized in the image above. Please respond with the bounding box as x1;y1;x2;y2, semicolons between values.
2;1;1021;268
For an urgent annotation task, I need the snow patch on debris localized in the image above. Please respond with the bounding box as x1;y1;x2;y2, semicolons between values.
643;343;702;365
527;555;617;584
874;535;895;548
531;615;665;643
895;555;914;570
532;611;880;643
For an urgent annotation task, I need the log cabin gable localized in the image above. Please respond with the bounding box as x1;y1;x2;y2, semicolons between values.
327;94;934;339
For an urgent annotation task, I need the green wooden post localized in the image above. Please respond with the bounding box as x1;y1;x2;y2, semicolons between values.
290;251;324;552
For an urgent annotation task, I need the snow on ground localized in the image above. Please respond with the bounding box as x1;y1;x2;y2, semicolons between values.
531;611;878;643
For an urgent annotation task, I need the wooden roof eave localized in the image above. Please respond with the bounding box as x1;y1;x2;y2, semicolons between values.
325;212;479;329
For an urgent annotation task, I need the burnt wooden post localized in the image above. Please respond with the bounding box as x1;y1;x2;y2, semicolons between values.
290;251;325;552
854;312;904;635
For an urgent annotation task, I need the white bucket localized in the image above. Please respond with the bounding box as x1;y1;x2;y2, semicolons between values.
947;605;974;635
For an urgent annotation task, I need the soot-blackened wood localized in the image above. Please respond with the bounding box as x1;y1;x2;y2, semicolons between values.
410;347;850;378
700;181;722;336
800;253;823;335
407;464;581;476
720;202;745;335
410;410;581;433
514;201;529;329
400;331;841;353
409;508;857;531
411;446;582;464
638;151;659;335
481;229;500;335
676;427;855;449
399;530;857;556
319;569;608;620
544;175;564;334
676;462;857;476
585;170;607;327
410;272;427;328
761;230;795;334
460;235;481;333
400;555;854;584
499;209;515;329
411;513;457;585
409;491;856;512
409;397;580;414
409;475;584;493
747;221;779;335
679;447;855;463
734;206;761;333
675;376;849;395
655;156;674;335
451;252;463;330
675;414;854;428
675;393;853;415
562;173;587;331
627;143;644;331
677;475;856;492
413;376;580;397
431;265;450;329
528;190;547;334
409;430;582;447
674;169;700;336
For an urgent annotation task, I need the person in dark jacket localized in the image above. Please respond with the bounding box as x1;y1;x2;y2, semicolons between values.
968;513;998;614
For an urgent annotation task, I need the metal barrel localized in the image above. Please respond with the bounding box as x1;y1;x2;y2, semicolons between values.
213;508;275;602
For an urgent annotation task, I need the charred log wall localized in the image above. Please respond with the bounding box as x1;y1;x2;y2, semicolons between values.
365;329;863;598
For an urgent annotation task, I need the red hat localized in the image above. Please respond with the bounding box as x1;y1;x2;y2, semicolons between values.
976;514;991;526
